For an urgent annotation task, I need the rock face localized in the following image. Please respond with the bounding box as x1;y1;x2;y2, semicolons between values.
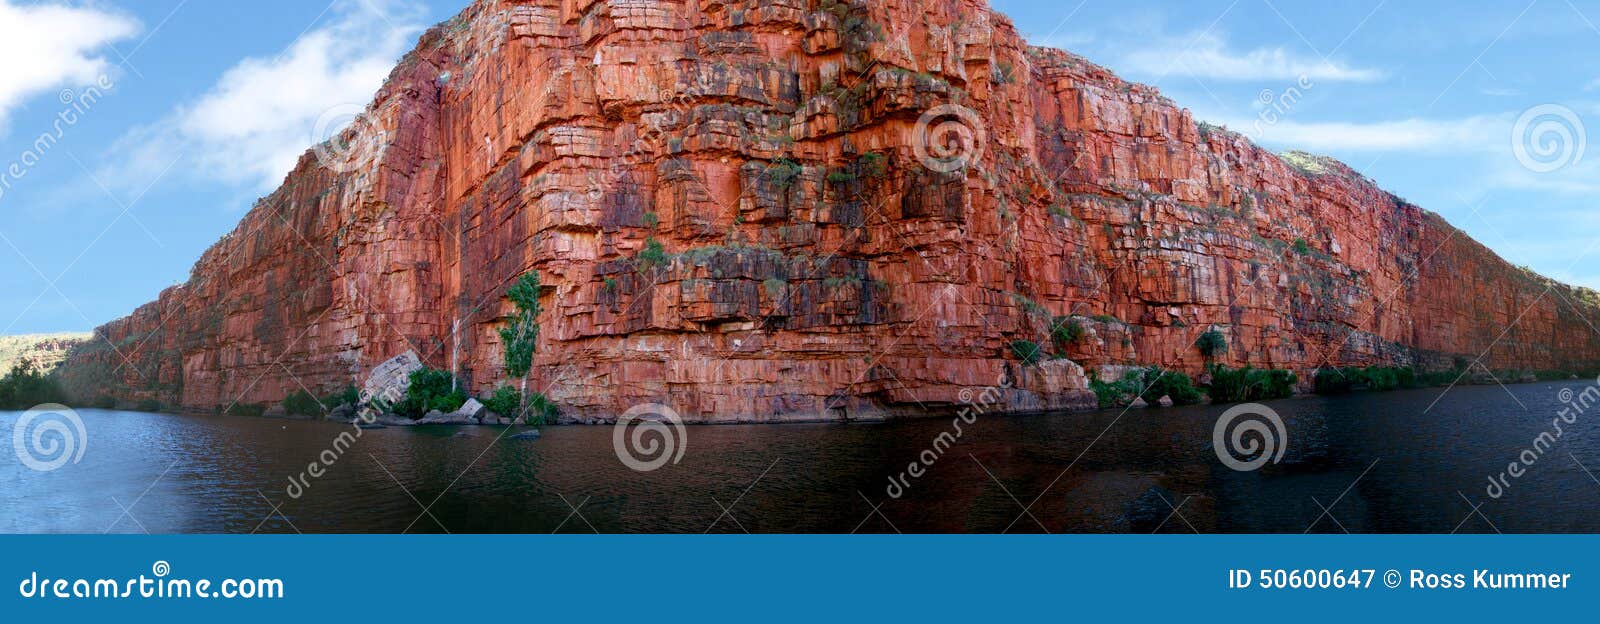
56;0;1600;422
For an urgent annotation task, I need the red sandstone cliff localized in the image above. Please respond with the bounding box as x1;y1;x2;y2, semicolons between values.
56;0;1600;421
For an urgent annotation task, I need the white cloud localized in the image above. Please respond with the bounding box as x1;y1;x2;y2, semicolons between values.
1235;115;1505;152
108;0;424;194
1215;109;1600;197
1121;32;1383;83
0;1;138;127
1030;32;1096;51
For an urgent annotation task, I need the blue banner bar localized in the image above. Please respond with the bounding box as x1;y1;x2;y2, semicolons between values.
2;535;1592;621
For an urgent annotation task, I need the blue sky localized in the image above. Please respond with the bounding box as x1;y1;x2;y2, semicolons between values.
0;0;1596;334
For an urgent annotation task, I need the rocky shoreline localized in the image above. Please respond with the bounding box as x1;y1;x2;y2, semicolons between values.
152;371;1584;428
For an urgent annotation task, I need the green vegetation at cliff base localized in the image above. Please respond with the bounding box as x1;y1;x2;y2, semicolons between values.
1089;361;1600;410
1090;364;1293;409
0;361;64;409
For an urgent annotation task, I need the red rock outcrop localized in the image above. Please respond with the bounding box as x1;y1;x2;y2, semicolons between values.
56;0;1600;421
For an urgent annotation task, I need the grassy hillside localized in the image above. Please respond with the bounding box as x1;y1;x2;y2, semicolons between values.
0;333;92;373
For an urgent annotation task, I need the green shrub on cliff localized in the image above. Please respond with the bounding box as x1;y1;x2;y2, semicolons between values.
1010;340;1043;366
856;152;887;178
282;390;323;417
1138;367;1203;406
768;158;803;189
1088;367;1203;409
637;238;669;270
396;367;466;419
501;273;542;379
1195;329;1227;359
1050;316;1084;350
500;271;546;422
483;386;521;418
1089;369;1143;409
323;386;360;409
483;386;558;425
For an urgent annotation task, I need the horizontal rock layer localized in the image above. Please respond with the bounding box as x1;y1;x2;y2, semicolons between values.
57;0;1600;422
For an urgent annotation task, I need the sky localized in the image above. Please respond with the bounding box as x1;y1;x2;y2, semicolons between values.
0;0;1597;335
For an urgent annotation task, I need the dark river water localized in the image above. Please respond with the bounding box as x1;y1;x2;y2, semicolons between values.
4;381;1599;533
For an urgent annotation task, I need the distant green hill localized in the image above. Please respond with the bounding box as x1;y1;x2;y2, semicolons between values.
0;333;92;373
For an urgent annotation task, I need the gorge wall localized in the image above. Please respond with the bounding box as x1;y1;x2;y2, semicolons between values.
56;0;1600;422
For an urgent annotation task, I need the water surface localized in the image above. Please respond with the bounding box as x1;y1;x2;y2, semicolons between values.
4;381;1598;533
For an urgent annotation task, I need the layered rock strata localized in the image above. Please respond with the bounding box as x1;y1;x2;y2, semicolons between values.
57;0;1600;422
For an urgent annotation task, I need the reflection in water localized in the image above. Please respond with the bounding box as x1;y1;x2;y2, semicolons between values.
3;381;1598;533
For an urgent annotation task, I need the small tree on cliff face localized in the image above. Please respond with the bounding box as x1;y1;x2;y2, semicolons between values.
499;272;542;421
1196;329;1228;362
